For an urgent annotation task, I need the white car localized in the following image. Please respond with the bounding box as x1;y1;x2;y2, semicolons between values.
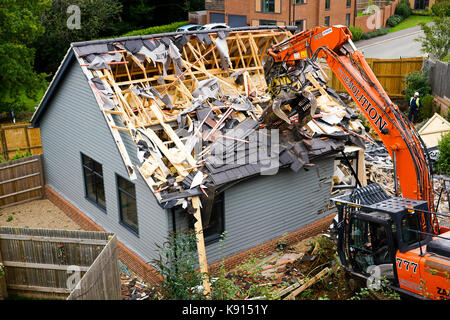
199;23;229;31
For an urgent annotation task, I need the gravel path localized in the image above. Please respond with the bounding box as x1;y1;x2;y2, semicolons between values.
0;199;82;230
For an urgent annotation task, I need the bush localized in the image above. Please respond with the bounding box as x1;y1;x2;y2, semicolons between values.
417;94;434;121
403;70;431;102
431;0;450;17
436;131;450;175
412;9;432;16
10;149;32;161
120;21;189;37
349;25;364;41
152;231;206;300
361;27;390;40
387;14;404;27
395;0;412;18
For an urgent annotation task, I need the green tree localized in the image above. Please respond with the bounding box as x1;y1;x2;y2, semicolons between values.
416;0;450;60
431;0;450;17
436;132;450;175
34;0;123;75
403;70;431;102
0;0;50;114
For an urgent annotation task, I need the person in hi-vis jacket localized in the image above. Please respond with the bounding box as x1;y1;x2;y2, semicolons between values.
408;92;421;123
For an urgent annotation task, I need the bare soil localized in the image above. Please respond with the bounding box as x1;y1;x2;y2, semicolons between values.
0;199;82;230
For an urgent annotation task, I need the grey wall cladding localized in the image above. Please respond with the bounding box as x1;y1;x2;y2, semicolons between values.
39;59;168;264
171;156;335;264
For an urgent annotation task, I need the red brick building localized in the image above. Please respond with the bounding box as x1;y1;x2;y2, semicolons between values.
205;0;356;30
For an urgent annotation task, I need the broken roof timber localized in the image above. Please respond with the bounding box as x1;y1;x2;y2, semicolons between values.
31;26;365;211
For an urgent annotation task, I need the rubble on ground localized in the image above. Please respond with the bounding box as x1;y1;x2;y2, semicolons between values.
119;261;161;300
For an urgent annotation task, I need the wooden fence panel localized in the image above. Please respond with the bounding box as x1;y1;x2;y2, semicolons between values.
67;235;121;300
0;123;42;161
326;57;423;98
0;227;118;300
0;155;45;208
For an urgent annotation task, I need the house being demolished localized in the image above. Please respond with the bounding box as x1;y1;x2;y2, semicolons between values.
32;26;369;286
68;26;365;212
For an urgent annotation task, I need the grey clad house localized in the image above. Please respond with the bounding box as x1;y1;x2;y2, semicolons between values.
31;28;356;277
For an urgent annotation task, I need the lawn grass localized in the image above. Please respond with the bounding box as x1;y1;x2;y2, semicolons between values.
388;15;434;33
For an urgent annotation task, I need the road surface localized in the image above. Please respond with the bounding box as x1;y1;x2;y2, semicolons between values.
355;26;426;59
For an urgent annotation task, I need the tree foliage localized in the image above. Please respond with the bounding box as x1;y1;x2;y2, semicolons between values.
349;25;363;41
34;0;123;75
416;0;450;60
0;0;50;114
437;132;450;175
395;0;412;19
403;70;431;102
431;0;450;17
416;16;450;60
417;94;434;122
34;0;205;75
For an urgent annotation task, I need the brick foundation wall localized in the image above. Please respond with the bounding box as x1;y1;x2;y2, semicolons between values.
208;212;335;275
45;185;335;286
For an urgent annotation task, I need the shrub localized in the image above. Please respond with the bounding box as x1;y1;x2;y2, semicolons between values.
412;9;432;16
395;0;412;18
431;0;450;17
361;27;390;40
152;231;206;300
10;149;32;160
349;25;364;41
403;70;431;102
436;131;450;175
417;94;434;121
120;21;189;37
387;14;404;27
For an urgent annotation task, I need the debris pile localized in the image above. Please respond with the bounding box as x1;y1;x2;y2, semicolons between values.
68;26;368;216
364;141;395;195
120;271;161;300
433;175;450;214
223;234;355;300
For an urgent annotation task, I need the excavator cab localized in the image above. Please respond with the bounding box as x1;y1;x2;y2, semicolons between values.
331;183;450;299
348;211;396;278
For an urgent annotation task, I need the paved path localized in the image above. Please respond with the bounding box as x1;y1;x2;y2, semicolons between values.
354;25;426;59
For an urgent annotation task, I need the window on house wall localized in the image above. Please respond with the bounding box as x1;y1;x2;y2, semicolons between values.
117;175;138;234
325;0;330;10
198;192;225;243
295;0;305;4
325;16;330;26
261;0;275;12
259;19;277;25
346;0;351;8
172;192;225;244
346;13;351;25
81;154;106;210
295;19;305;31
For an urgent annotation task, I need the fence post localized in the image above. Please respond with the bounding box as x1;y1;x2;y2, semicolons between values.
38;155;46;199
0;244;8;300
24;127;31;155
0;128;7;161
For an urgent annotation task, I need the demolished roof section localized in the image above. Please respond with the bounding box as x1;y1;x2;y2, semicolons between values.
68;26;366;210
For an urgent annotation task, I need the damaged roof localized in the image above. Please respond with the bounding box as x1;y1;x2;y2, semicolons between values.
31;26;367;212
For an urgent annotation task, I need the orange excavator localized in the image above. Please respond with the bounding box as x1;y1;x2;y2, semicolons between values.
266;25;450;300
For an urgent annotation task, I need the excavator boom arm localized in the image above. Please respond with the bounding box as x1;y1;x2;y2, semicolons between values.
269;25;436;231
